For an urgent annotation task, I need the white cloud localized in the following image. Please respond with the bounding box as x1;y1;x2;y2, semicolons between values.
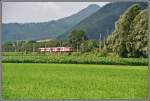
2;2;109;23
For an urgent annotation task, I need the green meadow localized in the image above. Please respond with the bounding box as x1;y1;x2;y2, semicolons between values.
2;63;148;99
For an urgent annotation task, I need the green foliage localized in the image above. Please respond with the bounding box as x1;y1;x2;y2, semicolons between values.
97;48;108;57
2;39;62;52
80;40;99;52
107;4;148;58
127;9;148;57
68;29;87;50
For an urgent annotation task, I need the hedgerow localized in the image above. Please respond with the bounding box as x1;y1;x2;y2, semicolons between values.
2;52;148;66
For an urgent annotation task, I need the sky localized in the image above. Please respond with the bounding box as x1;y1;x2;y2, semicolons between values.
2;2;110;23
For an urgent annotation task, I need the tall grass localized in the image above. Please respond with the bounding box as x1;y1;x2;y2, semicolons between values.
2;52;148;66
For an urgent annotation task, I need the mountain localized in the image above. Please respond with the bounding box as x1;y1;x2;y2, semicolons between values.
2;4;100;43
58;2;148;40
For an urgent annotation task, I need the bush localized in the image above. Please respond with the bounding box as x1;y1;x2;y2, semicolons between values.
97;50;108;57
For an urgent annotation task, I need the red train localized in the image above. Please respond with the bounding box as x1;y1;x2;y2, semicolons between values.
38;47;73;52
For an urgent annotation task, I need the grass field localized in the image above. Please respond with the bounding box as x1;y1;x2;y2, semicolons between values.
2;63;148;99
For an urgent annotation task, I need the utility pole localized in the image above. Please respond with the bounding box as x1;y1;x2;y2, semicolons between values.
103;37;106;50
44;41;46;54
82;36;84;52
104;29;109;50
77;42;79;52
33;43;35;52
99;33;101;51
59;40;62;47
60;41;62;53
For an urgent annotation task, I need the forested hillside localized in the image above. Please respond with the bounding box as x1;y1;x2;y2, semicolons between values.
58;2;147;40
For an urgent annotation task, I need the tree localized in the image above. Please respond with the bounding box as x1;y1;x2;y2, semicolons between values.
80;40;99;52
127;9;148;57
2;42;14;52
68;29;87;51
107;4;142;57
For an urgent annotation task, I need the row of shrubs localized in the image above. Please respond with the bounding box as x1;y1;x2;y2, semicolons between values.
2;52;148;66
2;52;108;56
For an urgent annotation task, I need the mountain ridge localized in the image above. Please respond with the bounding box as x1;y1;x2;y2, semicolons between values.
2;4;101;43
57;2;148;40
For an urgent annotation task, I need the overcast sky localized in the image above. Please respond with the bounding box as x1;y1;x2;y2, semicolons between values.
2;2;110;23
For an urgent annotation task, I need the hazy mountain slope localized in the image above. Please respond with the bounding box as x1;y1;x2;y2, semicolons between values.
2;4;100;43
58;2;148;40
